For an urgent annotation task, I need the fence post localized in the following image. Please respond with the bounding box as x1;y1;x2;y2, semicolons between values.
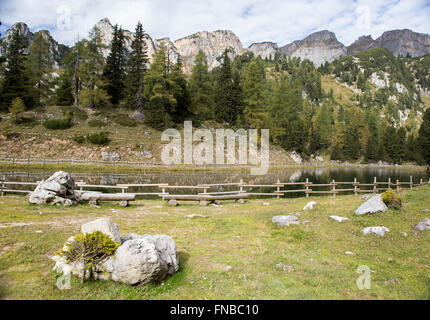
27;157;30;165
306;178;309;198
276;179;280;200
420;178;423;185
396;179;400;191
354;178;358;196
373;177;377;193
1;175;5;197
332;179;336;198
410;176;413;189
388;177;391;189
240;179;244;193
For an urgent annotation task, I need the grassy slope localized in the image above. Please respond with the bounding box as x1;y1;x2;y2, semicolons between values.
0;186;429;300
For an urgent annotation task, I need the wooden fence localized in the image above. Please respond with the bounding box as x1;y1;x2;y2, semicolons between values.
1;176;428;199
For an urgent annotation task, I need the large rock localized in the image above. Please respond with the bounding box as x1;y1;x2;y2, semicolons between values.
303;201;317;211
81;218;121;242
52;219;179;286
413;219;430;231
272;215;300;226
355;194;388;215
362;226;390;237
29;171;78;206
247;42;278;59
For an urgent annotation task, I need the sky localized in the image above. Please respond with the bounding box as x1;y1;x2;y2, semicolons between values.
1;0;430;47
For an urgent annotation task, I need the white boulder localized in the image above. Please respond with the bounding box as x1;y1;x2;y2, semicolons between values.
355;194;388;215
361;226;390;237
272;215;300;226
303;201;317;211
413;218;430;231
81;218;121;242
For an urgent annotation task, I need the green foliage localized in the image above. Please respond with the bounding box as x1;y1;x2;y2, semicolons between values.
56;231;120;280
54;71;74;106
72;134;85;144
87;119;107;128
43;117;72;130
60;106;88;120
418;108;430;165
9;97;26;121
382;189;403;209
86;131;110;145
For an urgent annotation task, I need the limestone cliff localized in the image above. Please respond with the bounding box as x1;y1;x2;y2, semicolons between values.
279;30;347;66
247;42;278;59
173;30;244;70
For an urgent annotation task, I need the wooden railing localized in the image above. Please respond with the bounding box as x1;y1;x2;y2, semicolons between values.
1;176;428;198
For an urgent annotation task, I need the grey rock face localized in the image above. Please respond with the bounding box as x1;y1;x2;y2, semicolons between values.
174;30;244;71
29;171;78;206
247;42;278;59
347;35;374;55
355;194;388;215
361;226;390;236
272;215;300;226
413;218;430;231
279;30;347;66
81;218;121;242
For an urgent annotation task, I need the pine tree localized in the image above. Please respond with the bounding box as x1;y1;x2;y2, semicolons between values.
0;28;33;109
103;24;125;105
27;31;52;105
188;50;213;119
418;108;430;165
9;97;26;121
214;50;242;125
79;26;109;108
54;70;74;106
143;45;179;129
123;22;149;110
243;60;266;129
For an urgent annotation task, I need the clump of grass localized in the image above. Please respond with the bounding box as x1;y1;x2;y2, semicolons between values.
60;106;88;121
86;132;110;145
72;134;85;144
382;188;403;209
110;114;138;127
88;119;108;128
43;117;73;130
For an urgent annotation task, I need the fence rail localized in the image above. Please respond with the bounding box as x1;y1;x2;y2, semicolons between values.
0;176;428;199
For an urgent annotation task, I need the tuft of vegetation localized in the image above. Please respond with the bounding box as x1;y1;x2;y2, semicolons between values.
382;188;403;209
60;106;89;121
86;131;110;145
88;119;108;128
43;117;73;130
72;134;85;144
110;113;138;127
56;231;120;281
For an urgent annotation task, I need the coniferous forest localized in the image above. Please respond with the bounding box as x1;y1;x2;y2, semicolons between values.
1;21;430;166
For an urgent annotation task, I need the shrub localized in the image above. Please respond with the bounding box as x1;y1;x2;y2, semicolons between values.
382;189;403;209
15;115;37;126
72;134;85;144
88;119;107;128
87;132;110;145
56;231;120;280
60;106;89;121
43;117;73;130
111;113;138;127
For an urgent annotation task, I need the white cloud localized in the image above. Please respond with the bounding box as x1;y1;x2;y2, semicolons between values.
0;0;429;47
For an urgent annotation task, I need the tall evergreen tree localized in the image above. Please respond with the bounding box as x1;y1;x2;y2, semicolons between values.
0;28;33;109
243;60;266;129
103;24;125;105
27;31;52;105
214;50;242;125
123;22;149;110
79;26;109;108
418;108;430;166
188;50;213;119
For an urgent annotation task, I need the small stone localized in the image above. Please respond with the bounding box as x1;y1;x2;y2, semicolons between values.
422;209;430;213
330;215;349;222
223;265;232;272
36;230;43;233
345;251;355;255
361;226;390;237
184;214;207;218
302;220;310;225
199;200;209;206
119;201;129;207
168;199;178;207
236;198;245;204
400;232;408;237
276;263;294;272
303;201;317;211
263;202;270;206
272;215;300;226
413;218;430;231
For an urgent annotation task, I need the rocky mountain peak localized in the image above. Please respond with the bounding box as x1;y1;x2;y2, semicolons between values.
371;29;430;57
247;42;278;59
347;35;374;55
279;30;346;66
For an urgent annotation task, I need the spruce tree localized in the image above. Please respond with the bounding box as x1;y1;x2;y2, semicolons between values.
123;22;149;110
0;29;33;109
103;24;125;105
27;31;52;105
79;26;109;108
214;50;241;125
418;108;430;165
54;70;74;106
243;60;266;129
189;50;213;119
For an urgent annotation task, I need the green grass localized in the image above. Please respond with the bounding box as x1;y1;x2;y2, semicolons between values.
0;186;430;299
